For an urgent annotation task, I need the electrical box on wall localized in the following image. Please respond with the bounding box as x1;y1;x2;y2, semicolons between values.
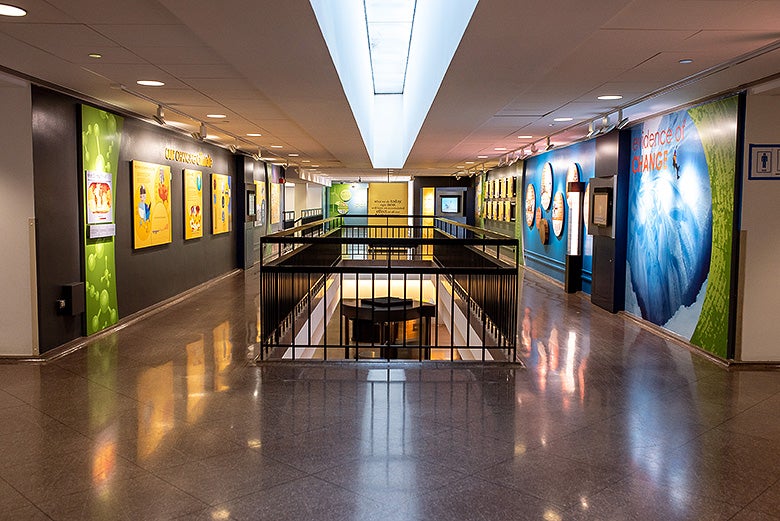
60;282;85;316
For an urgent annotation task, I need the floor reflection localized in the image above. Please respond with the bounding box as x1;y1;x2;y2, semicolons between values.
0;267;777;521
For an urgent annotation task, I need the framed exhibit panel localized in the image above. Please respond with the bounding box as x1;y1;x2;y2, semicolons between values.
211;173;232;234
183;169;203;240
133;160;172;249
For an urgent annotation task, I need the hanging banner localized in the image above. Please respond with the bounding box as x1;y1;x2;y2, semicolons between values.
81;106;123;335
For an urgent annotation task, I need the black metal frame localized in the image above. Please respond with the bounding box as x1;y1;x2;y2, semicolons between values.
258;215;519;363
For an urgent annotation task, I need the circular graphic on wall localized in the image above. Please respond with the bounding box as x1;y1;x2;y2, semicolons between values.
541;162;553;210
583;183;590;234
525;184;536;227
566;163;580;195
552;192;565;237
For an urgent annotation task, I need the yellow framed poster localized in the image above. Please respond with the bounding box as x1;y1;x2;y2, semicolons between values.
183;169;203;240
270;182;281;224
133;160;171;249
211;173;232;235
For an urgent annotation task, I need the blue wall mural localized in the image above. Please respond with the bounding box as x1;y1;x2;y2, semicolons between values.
523;140;595;292
625;96;738;358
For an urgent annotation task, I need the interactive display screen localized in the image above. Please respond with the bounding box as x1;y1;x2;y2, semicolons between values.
592;191;610;226
440;195;460;214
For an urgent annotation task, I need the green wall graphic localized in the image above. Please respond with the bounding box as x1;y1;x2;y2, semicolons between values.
689;96;739;357
82;106;123;335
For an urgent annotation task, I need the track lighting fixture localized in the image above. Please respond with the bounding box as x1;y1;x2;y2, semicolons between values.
616;108;630;129
191;122;207;142
530;143;538;154
585;121;595;138
152;105;165;125
228;144;237;154
601;115;615;134
545;137;554;151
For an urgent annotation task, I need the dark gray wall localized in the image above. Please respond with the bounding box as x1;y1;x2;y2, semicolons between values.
32;87;238;352
115;117;237;316
31;87;83;351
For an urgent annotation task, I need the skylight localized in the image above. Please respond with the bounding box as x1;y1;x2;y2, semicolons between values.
364;0;417;94
310;0;479;168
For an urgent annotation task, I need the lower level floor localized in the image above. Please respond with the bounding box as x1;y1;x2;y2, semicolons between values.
0;268;779;520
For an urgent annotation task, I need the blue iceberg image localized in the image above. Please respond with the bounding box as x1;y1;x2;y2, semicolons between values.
626;111;712;329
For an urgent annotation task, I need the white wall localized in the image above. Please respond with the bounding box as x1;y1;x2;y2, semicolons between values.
739;90;780;361
305;183;323;212
0;78;37;356
284;183;295;216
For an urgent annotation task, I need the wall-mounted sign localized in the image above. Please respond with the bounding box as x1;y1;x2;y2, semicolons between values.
255;180;266;227
552;192;565;237
86;170;113;225
88;223;116;239
748;144;780;179
541;162;553;210
184;169;203;240
270;182;281;224
133;160;172;249
538;218;550;244
211;173;232;235
525;184;536;228
164;148;213;168
566;163;580;195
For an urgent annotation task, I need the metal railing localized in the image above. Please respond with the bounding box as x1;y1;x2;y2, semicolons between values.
257;215;519;363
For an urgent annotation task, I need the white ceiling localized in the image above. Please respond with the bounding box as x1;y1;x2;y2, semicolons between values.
1;0;779;181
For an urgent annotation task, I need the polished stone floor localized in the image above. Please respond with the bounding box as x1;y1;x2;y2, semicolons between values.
2;268;780;520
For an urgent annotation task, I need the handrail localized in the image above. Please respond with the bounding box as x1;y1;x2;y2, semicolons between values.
263;215;516;239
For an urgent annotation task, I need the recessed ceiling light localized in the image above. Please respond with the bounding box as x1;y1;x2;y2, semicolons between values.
288;153;299;157
597;95;623;100
679;58;694;64
271;145;283;149
0;4;27;16
136;80;165;87
494;147;507;151
312;165;320;168
88;53;102;59
246;133;262;137
456;165;464;168
517;135;533;139
301;160;311;163
477;155;488;159
553;117;573;122
206;114;226;119
465;161;474;164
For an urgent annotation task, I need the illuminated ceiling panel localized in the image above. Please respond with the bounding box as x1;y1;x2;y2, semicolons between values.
311;0;479;168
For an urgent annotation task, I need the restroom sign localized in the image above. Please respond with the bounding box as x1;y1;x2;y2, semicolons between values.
749;144;780;179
